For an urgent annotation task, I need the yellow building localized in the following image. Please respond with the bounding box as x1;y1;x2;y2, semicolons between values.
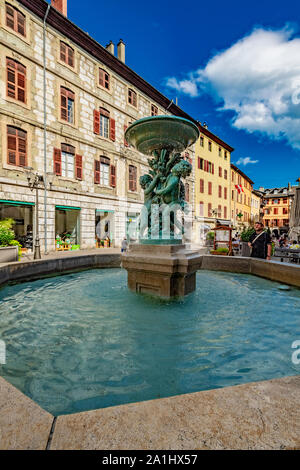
251;189;262;224
194;124;233;244
230;164;254;230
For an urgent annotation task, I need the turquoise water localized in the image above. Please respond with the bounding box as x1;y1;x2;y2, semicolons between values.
0;268;299;416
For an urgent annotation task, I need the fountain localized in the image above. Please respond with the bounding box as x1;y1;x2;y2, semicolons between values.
122;115;202;297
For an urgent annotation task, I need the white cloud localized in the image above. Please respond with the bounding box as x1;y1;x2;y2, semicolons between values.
235;157;259;166
166;25;300;150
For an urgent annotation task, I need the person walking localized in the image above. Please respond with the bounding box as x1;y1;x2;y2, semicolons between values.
121;237;128;253
248;222;272;260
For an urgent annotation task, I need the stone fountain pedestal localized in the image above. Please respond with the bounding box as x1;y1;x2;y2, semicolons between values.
121;244;202;298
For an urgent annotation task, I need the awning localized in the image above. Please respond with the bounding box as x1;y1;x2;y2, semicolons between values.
0;199;34;206
96;209;114;213
55;205;81;211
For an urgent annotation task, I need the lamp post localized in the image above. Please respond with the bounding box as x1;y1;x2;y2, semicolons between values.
26;172;44;260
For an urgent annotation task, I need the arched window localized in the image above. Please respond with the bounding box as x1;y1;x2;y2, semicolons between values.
5;3;26;36
7;126;27;167
6;58;26;103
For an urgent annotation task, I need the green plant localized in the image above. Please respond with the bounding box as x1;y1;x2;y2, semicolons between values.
240;227;255;242
206;231;215;241
216;247;229;253
0;219;22;258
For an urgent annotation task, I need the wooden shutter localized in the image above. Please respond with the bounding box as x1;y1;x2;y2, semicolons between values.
110;118;116;141
7;127;17;165
6;4;15;30
68;47;74;67
212;163;214;174
110;164;116;187
94;160;100;184
53;148;62;176
7;59;16;99
99;68;104;87
94;109;100;134
129;165;136;191
60;42;66;62
17;10;26;36
124;125;129;147
75;154;82;180
17;130;27;166
61;88;68;121
17;63;26;103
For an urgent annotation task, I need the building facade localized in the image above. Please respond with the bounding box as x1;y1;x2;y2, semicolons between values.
0;0;196;253
230;164;253;231
250;189;262;224
194;123;233;243
260;186;294;235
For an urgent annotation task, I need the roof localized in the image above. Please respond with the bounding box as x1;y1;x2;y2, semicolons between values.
17;0;234;152
231;163;254;185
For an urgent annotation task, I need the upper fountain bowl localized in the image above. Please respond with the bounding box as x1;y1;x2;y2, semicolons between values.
124;115;200;155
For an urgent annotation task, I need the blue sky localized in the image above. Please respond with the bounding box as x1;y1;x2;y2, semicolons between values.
54;0;300;189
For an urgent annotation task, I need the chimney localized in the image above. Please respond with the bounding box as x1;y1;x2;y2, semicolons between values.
117;39;125;63
51;0;67;16
106;41;115;55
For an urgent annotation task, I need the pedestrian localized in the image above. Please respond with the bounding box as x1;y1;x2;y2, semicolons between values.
248;221;272;260
121;237;128;253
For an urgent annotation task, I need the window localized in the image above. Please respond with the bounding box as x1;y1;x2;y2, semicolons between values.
218;205;222;217
99;156;110;186
198;157;204;170
224;151;228;160
232;171;234;182
208;203;212;217
7;126;27;167
151;104;158;116
61;144;75;178
208;182;212;195
100;108;110;138
224;169;227;180
61;87;74;123
232;190;234;200
99;68;110;90
274;208;278;215
283;198;288;204
219;167;222;177
129;165;137;191
218;185;222;198
199;202;204;216
219;147;222;157
5;3;26;37
200;136;204;147
224;187;227;200
200;179;204;193
224;206;227;219
208;141;212;152
60;42;74;67
283;207;288;214
128;88;137;107
6;58;26;103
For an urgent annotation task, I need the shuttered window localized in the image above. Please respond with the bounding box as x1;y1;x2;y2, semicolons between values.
219;167;222;177
61;87;74;123
224;187;227;200
208;182;212;195
218;185;222;198
200;179;204;193
99;68;110;90
110;165;116;188
208;203;212;217
224;206;227;219
94;160;100;184
75;154;83;180
100;156;110;186
7;126;27;167
53;148;62;176
60;42;74;67
5;3;26;37
128;88;137;107
61;144;75;178
151;104;158;116
129;165;137;191
6;58;26;103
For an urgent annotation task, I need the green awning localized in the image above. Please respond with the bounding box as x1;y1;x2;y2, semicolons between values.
55;205;81;211
0;199;34;206
96;209;115;213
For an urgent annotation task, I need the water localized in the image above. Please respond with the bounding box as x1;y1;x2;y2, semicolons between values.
0;268;299;415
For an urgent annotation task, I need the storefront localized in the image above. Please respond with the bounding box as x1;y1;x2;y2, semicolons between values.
0;200;34;251
126;212;140;242
55;205;80;251
95;210;115;247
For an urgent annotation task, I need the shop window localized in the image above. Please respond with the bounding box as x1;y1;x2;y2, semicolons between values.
95;211;114;247
0;203;33;250
61;87;74;123
60;42;74;67
151;104;158;116
55;207;80;248
128;88;137;107
6;58;26;103
7;126;27;167
129;165;137;191
99;68;110;90
5;3;26;37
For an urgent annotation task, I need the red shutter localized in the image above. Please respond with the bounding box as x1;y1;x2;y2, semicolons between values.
60;42;66;62
94;160;100;184
7;59;16;99
53;148;62;176
17;130;27;167
17;66;26;103
110;118;116;141
17;11;25;36
124;125;129;147
99;68;104;87
94;109;100;134
6;5;15;30
110;164;116;187
75;154;82;180
68;47;74;67
212;163;214;175
61;88;68;121
198;157;200;169
7;128;17;165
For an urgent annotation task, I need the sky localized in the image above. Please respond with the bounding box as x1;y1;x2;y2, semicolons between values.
52;0;300;189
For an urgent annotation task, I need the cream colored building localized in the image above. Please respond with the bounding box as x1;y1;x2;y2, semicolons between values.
194;123;233;243
230;164;254;231
251;190;262;224
0;0;195;252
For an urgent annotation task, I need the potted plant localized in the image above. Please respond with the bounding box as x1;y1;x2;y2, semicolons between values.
205;231;215;247
210;247;229;256
0;218;22;262
240;227;255;257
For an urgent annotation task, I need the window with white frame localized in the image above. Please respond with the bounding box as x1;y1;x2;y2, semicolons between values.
100;156;110;186
61;144;75;178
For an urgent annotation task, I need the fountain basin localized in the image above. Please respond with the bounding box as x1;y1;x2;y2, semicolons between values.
124;115;200;155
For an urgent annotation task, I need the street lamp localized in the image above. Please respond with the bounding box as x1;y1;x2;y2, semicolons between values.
26;170;44;260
